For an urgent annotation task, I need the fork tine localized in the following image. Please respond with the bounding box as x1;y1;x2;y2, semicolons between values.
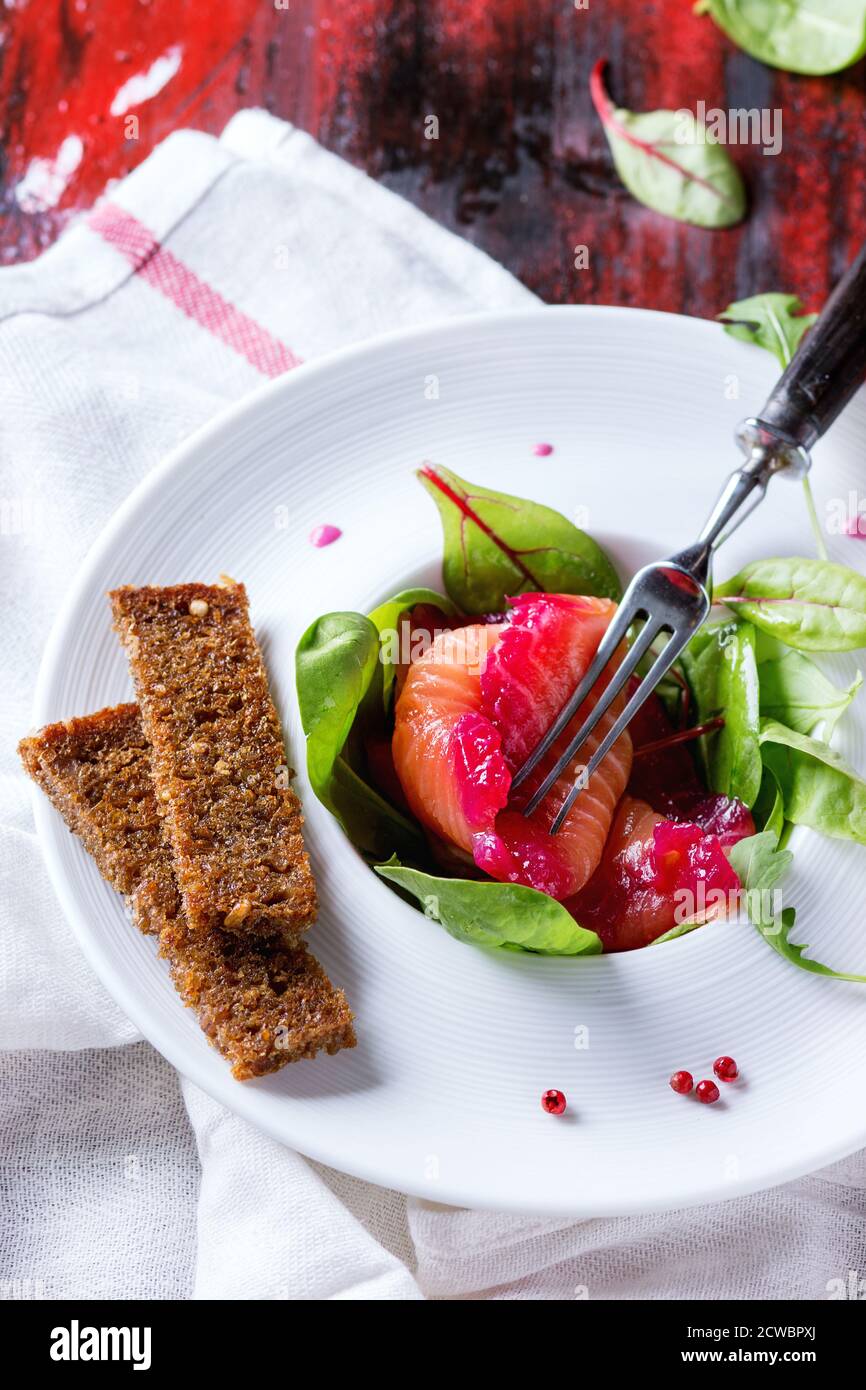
510;598;642;793
548;625;700;835
520;614;662;817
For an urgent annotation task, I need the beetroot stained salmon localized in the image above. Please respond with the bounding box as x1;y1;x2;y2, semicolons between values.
392;593;633;899
567;795;747;952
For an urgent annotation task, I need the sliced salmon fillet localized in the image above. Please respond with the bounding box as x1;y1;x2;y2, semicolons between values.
567;795;743;951
392;622;508;851
392;593;633;899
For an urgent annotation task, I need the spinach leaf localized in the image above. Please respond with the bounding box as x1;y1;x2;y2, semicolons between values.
729;831;866;982
758;717;866;844
295;612;424;858
419;464;620;615
680;618;761;803
376;858;602;955
367;586;457;709
752;766;785;842
758;649;862;736
590;59;746;228
715;558;866;651
719;293;817;369
696;0;866;76
713;620;762;805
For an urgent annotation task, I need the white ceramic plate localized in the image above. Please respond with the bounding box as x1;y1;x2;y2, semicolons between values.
33;307;866;1216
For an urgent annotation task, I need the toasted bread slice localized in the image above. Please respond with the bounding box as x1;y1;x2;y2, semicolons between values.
110;581;316;942
20;707;355;1079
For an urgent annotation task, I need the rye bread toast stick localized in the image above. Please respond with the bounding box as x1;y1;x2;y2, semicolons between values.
19;707;355;1080
110;581;316;942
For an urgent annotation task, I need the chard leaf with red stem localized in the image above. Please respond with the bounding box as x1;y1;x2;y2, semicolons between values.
590;59;746;229
418;464;621;615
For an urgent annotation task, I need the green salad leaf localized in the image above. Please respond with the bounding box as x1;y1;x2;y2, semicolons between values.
759;907;866;982
375;858;603;956
730;831;866;982
728;828;793;895
367;586;457;709
696;0;866;76
712;620;762;805
758;649;862;736
295;611;424;858
752;766;786;841
680;618;761;804
719;293;817;369
758;717;866;844
651;920;707;946
419;464;620;614
715;558;866;651
590;59;746;228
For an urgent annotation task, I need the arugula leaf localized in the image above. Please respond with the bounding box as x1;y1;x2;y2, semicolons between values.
715;558;866;652
719;294;817;370
758;649;862;736
758;717;866;844
375;858;603;956
651;919;709;946
728;828;793;895
760;907;866;982
295;612;424;858
419;464;620;615
590;59;746;228
729;831;866;982
696;0;866;76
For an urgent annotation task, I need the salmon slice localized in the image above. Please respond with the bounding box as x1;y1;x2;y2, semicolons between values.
392;593;633;899
567;795;743;952
392;623;508;851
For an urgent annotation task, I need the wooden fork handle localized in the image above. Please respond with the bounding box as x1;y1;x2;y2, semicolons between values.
759;240;866;451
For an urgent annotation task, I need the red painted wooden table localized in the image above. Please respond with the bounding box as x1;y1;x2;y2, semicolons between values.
1;0;863;317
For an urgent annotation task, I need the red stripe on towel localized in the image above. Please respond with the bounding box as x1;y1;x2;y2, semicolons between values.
88;203;303;379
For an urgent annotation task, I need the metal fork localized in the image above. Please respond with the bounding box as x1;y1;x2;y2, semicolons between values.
513;242;866;834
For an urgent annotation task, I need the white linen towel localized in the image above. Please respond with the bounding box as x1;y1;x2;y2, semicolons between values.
1;111;863;1301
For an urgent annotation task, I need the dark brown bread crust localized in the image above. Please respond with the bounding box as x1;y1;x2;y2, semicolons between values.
19;707;355;1080
110;582;317;942
19;704;163;905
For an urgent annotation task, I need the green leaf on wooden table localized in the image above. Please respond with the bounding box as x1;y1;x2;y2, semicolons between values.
696;0;866;76
758;717;866;844
375;857;603;956
715;558;866;652
418;464;621;615
590;59;746;229
719;294;817;369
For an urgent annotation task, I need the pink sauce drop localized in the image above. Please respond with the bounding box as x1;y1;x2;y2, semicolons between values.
844;516;866;538
309;524;342;548
532;442;554;457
